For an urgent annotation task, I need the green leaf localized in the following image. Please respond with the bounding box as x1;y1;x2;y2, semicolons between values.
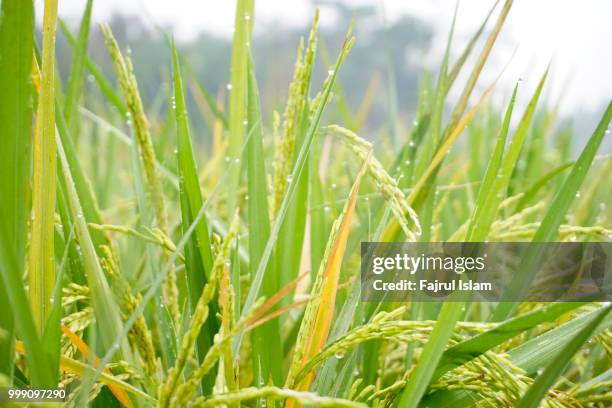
396;295;465;408
515;305;611;408
422;306;612;407
59;19;127;116
28;0;59;337
172;41;218;392
56;133;132;361
493;99;612;320
63;0;93;126
226;0;254;214
431;302;587;382
470;70;548;244
245;51;283;386
0;0;34;382
465;83;517;241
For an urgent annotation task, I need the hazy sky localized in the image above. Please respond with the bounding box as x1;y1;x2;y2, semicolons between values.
45;0;612;116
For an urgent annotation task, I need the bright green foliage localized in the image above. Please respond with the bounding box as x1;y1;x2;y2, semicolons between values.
0;0;34;382
0;0;610;407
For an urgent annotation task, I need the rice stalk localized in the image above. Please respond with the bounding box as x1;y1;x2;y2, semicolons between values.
272;10;319;217
158;212;240;408
100;24;180;327
28;0;59;336
286;160;366;394
328;125;421;240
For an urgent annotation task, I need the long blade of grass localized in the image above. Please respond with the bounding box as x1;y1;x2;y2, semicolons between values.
516;161;574;210
395;294;465;408
413;2;456;183
245;51;283;386
28;0;57;335
468;69;548;243
28;0;59;335
59;19;126;116
0;0;34;382
286;158;366;394
56;133;132;359
446;0;513;131
446;0;501;89
515;305;610;408
421;306;612;407
171;44;215;284
465;83;517;241
226;0;254;214
407;74;499;206
509;307;612;374
55;99;111;255
431;301;588;382
63;0;93;126
0;220;55;387
172;41;218;391
493;100;612;320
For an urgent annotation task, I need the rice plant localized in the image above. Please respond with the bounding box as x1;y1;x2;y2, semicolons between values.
0;0;610;407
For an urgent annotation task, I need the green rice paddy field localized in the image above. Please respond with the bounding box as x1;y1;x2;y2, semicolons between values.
0;0;611;406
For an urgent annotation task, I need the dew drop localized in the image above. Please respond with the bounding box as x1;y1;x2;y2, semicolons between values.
331;183;337;189
327;69;335;76
244;14;251;21
243;119;248;126
226;83;233;91
409;141;415;148
224;156;231;163
334;350;345;359
575;192;581;198
404;160;411;166
324;206;331;213
286;175;294;183
87;74;95;83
